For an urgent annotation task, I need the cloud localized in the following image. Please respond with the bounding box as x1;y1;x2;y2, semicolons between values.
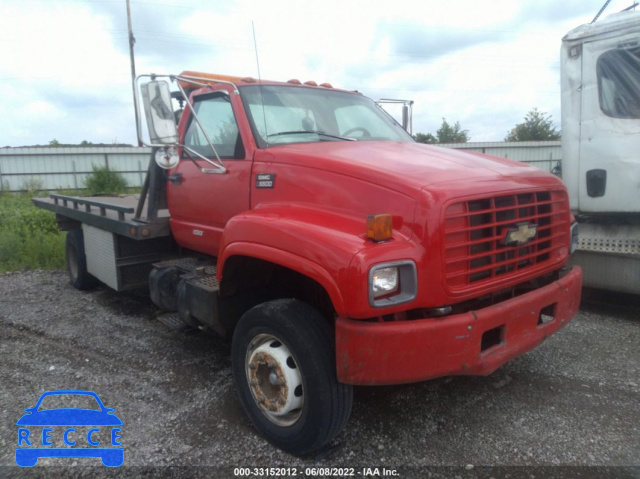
0;1;136;144
1;0;634;146
1;3;128;87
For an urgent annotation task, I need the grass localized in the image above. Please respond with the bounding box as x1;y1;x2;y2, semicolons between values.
0;181;144;273
0;193;66;273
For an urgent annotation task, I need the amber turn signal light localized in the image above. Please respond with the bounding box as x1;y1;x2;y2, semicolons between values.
367;214;393;242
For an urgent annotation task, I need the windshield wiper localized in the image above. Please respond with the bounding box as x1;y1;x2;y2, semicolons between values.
266;130;357;141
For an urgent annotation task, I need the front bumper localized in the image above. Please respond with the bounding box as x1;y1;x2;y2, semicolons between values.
335;267;582;385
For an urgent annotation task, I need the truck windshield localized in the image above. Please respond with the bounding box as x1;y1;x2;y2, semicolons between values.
240;85;414;147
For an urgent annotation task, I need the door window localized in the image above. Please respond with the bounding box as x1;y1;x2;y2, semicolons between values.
184;93;244;158
597;47;640;119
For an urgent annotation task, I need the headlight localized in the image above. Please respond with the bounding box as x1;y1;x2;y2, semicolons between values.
371;267;399;298
368;261;417;308
570;222;579;254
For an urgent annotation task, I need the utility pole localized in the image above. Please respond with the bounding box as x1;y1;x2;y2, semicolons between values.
126;0;142;146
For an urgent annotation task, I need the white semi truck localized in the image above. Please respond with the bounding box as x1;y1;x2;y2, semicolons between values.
562;8;640;294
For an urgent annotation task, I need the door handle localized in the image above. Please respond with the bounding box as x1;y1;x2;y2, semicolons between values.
168;173;183;185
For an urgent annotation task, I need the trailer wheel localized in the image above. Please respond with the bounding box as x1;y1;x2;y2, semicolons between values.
231;299;353;456
66;229;99;290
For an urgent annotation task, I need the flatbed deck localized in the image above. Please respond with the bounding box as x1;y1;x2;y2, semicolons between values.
33;194;170;239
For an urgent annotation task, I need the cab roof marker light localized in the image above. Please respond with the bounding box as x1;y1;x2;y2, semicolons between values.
304;81;318;86
320;83;333;88
287;79;302;85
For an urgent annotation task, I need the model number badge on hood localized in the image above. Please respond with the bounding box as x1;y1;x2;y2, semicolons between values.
256;174;275;189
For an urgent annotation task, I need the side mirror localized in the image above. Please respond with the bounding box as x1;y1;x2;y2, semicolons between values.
140;80;179;145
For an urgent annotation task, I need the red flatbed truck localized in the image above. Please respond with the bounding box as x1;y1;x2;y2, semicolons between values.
34;71;582;455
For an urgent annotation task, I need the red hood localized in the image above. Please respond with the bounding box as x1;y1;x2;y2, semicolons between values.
254;141;552;197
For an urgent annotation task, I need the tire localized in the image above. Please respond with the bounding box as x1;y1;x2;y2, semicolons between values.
65;229;99;291
231;299;353;456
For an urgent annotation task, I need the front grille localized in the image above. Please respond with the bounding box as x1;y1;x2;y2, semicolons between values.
443;190;569;292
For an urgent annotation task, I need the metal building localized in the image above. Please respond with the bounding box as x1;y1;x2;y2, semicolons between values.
0;147;150;192
438;141;562;174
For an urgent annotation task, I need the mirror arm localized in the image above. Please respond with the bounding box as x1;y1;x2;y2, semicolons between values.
133;75;145;146
174;74;240;95
174;80;227;174
135;73;235;174
182;147;201;170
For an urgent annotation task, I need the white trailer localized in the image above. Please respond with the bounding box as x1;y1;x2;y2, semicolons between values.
562;9;640;294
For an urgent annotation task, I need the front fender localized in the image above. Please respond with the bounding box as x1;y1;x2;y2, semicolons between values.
219;242;347;316
218;205;374;317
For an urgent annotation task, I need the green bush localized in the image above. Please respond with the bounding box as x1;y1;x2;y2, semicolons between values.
0;195;65;273
20;177;44;196
84;165;127;195
0;230;23;270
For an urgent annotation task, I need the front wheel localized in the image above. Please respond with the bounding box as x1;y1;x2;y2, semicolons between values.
231;299;353;456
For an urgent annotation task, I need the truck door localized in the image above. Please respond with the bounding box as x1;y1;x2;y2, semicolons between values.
168;88;253;256
579;35;640;213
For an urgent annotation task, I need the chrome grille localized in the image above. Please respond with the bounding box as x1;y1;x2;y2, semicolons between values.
443;190;569;291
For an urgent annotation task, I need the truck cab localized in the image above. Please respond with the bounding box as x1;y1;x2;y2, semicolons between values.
562;10;640;293
36;70;582;456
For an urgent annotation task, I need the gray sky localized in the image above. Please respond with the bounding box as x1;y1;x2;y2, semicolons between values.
0;0;633;146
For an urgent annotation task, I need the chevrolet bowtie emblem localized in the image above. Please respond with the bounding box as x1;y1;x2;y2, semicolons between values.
503;223;538;246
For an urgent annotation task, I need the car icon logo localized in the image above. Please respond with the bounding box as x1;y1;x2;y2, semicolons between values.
15;390;123;467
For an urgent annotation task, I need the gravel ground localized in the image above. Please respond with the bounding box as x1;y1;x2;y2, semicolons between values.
1;270;639;478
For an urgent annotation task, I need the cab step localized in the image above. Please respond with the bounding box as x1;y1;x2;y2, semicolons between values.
156;312;195;333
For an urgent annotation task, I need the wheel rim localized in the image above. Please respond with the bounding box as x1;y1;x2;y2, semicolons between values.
245;334;304;426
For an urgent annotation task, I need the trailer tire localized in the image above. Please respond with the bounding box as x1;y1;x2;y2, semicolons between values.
66;229;99;291
231;298;353;456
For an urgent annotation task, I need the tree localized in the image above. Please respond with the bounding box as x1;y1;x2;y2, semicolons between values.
48;139;61;147
436;118;469;143
414;132;437;144
505;108;561;141
414;118;470;144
